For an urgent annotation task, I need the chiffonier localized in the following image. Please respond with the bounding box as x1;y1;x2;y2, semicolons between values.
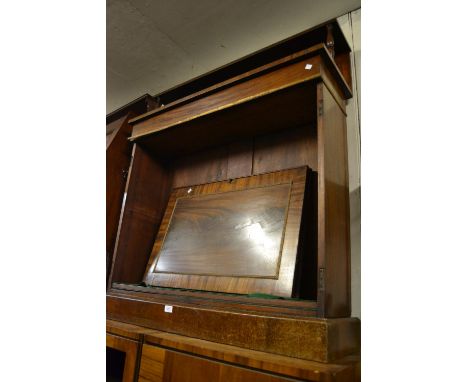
107;19;360;382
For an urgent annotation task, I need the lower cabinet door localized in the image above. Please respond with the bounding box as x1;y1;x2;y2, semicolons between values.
107;333;140;382
138;344;299;382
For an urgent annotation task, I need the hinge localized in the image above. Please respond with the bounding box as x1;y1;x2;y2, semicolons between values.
318;101;324;117
318;268;325;291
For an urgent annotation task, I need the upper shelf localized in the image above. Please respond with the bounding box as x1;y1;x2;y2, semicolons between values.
129;44;351;158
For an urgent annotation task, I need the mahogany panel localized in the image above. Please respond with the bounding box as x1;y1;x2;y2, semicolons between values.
154;183;290;278
109;145;173;285
316;83;351;317
144;167;310;297
253;124;318;175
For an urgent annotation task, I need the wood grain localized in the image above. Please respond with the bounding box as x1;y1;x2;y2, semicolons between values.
137;81;316;158
108;145;173;286
154;183;291;278
171;145;228;188
107;333;140;382
107;319;158;342
107;113;134;282
106;319;359;381
145;167;310;297
110;284;317;318
316;83;351;317
138;344;165;382
253;124;318;174
107;293;360;363
142;333;359;382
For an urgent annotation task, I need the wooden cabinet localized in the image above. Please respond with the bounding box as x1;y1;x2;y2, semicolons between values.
106;320;359;382
107;19;360;381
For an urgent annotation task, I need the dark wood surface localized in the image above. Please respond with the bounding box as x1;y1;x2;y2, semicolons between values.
107;333;140;382
172;145;229;188
141;20;350;107
107;113;134;282
316;83;351;318
253;124;318;174
108;145;173;286
135;76;318;159
107;294;360;363
145;167;311;297
154;183;291;278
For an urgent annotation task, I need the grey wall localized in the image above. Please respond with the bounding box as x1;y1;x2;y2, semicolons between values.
338;9;361;318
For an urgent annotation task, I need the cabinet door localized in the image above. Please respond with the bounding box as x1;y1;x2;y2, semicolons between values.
106;333;140;382
138;344;300;382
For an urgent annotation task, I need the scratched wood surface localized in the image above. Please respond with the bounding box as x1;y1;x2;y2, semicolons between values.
144;167;309;297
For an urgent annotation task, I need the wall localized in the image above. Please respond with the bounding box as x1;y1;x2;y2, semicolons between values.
338;8;361;318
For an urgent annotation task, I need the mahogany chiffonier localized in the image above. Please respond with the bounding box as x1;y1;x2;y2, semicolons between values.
106;19;360;382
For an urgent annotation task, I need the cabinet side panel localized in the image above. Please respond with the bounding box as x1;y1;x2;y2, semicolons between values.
110;145;173;284
317;83;351;317
106;113;133;280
